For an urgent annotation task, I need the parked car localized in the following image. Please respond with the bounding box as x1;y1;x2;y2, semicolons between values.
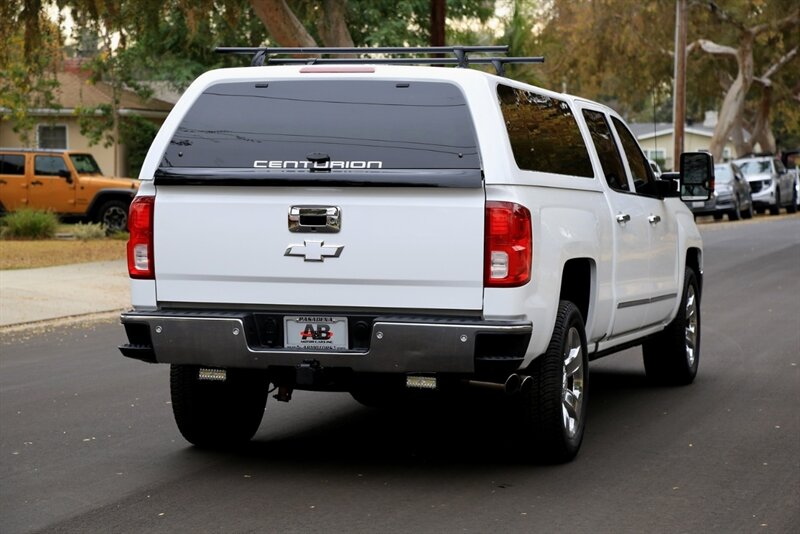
0;148;139;232
782;150;800;211
648;159;662;178
734;155;797;215
687;162;753;220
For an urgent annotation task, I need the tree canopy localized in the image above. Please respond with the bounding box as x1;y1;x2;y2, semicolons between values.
533;0;799;157
3;0;799;159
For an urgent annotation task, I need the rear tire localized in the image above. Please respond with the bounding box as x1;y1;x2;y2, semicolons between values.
519;301;588;463
741;200;753;219
769;191;780;215
787;188;798;214
642;268;700;385
728;198;741;221
170;365;269;448
96;199;129;233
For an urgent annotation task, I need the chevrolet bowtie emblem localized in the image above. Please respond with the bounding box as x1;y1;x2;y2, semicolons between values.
284;240;344;262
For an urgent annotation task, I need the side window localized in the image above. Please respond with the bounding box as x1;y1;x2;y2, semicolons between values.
774;159;786;174
0;155;26;175
34;156;68;176
611;117;657;196
497;85;594;178
582;110;630;192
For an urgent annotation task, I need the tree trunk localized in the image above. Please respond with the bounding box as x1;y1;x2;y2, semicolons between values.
317;0;354;47
748;84;776;154
249;0;317;47
709;38;754;161
431;0;446;47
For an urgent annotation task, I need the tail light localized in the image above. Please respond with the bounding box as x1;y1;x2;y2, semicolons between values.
127;196;155;279
484;201;532;287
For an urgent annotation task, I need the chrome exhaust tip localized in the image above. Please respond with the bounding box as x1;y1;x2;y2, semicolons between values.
504;373;522;395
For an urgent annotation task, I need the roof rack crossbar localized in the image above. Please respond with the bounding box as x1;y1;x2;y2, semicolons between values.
214;46;544;76
260;56;545;76
214;45;544;74
215;45;509;56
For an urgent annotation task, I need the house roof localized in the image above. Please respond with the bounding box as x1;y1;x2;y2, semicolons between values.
629;122;717;140
53;71;173;112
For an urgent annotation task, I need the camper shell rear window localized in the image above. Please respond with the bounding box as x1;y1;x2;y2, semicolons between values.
157;79;481;187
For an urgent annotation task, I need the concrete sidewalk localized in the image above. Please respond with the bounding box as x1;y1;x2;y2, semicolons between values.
0;260;129;328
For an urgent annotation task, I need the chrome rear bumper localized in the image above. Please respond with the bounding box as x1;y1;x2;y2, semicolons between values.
120;310;532;374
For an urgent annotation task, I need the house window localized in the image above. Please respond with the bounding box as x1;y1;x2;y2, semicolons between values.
644;148;666;163
37;124;67;149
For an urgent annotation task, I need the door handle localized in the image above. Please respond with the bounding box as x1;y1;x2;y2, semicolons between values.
616;213;631;223
288;205;341;233
30;180;43;186
648;214;662;224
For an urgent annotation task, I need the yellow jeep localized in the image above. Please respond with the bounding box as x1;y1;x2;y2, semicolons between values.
0;148;139;232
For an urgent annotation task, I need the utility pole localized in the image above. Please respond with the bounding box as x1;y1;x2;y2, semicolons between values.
431;0;445;48
672;0;687;171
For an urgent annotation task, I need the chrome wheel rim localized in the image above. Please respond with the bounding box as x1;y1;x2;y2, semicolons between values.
562;327;585;439
103;206;127;231
685;285;698;367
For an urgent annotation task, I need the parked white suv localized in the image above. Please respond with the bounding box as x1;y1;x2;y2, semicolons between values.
119;47;713;462
735;155;798;215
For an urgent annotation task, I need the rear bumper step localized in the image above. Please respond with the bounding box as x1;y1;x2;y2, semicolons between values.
119;311;531;374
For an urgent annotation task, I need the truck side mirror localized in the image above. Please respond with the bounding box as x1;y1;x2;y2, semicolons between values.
680;152;714;201
58;169;73;184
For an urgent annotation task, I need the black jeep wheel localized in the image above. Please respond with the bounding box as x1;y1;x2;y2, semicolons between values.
519;301;588;463
642;268;700;385
170;365;269;448
96;199;129;232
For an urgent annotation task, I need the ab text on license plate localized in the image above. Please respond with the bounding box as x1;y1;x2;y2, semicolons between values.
284;316;348;350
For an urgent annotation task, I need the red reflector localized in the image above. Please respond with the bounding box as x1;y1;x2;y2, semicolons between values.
299;66;375;73
127;196;155;279
485;201;532;287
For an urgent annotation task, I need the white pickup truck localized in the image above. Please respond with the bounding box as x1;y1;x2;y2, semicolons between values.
119;47;714;462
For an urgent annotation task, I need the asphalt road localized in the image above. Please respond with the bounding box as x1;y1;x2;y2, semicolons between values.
2;215;798;534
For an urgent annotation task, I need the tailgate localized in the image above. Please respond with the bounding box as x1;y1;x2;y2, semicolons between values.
154;186;485;310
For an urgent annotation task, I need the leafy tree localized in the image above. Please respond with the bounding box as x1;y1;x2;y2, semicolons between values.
688;1;799;158
533;0;799;159
245;0;492;49
0;2;62;145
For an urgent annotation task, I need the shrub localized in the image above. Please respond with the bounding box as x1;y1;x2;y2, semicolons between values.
72;222;107;241
1;209;59;239
108;230;130;241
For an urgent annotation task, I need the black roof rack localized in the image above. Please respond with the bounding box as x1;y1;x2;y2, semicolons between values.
214;46;544;76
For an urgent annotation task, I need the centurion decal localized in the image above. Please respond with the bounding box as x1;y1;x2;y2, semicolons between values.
253;160;384;170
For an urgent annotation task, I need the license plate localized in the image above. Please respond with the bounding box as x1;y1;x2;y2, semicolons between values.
692;201;705;208
284;316;348;351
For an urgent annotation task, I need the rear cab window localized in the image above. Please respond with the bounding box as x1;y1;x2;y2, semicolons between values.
581;110;630;192
158;80;481;187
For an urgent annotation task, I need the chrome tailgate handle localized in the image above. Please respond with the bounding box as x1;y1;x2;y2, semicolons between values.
289;206;341;233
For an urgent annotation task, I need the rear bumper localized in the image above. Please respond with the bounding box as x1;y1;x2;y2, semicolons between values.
120;310;532;376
